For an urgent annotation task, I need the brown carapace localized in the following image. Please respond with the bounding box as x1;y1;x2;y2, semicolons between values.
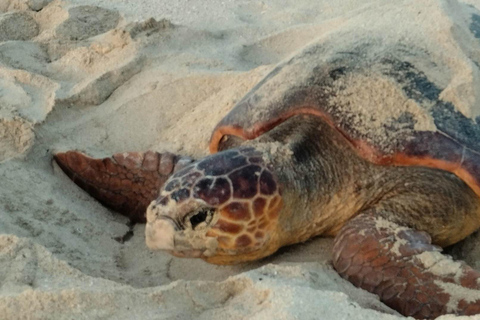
54;34;480;319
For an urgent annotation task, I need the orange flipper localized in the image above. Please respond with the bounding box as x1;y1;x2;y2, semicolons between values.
333;213;480;319
54;151;194;222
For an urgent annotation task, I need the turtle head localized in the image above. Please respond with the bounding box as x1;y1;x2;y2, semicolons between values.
145;147;283;264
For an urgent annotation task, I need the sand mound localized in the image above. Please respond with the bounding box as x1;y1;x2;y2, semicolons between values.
1;0;480;318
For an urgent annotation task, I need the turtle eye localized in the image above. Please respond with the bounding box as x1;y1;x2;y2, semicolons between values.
187;208;214;230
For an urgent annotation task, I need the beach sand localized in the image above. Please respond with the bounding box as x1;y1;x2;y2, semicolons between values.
1;0;480;318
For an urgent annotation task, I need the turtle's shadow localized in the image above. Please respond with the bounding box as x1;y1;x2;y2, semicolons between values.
445;229;480;270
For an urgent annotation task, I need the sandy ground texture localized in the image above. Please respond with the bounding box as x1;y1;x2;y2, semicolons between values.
2;0;480;319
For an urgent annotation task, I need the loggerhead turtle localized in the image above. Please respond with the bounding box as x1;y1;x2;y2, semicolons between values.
54;40;480;319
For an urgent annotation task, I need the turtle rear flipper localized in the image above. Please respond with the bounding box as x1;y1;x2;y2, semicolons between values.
333;213;480;319
54;151;194;223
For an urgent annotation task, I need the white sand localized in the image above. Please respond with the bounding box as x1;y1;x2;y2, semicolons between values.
1;0;480;318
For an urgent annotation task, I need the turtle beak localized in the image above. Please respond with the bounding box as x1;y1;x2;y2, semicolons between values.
145;201;178;250
145;216;177;250
144;199;219;259
144;209;211;258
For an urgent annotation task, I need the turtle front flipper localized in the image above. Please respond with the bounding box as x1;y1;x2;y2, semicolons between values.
333;213;480;319
54;151;194;223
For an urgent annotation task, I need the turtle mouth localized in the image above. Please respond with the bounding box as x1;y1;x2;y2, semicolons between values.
145;216;177;251
145;218;219;257
145;201;219;257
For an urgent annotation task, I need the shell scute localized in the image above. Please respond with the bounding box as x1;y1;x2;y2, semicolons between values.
197;151;246;176
229;165;261;199
193;177;231;205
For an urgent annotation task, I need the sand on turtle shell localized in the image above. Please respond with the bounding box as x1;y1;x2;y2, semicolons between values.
1;0;480;319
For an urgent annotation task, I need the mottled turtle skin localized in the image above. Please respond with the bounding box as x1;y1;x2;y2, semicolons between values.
55;38;480;319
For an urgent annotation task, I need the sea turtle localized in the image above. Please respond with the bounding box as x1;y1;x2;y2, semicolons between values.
54;39;480;319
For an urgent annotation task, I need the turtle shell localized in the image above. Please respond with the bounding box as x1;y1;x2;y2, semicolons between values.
210;34;480;197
